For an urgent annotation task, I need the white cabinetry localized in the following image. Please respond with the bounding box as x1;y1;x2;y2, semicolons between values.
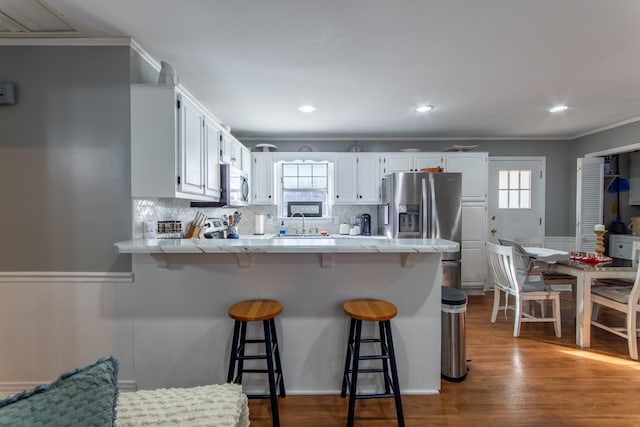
204;118;221;199
460;202;487;291
335;153;381;204
241;146;252;175
382;153;444;174
629;152;640;205
220;133;248;171
445;152;488;201
251;153;274;204
131;85;221;202
609;235;640;259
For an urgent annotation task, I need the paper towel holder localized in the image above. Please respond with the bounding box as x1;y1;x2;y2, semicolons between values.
254;214;265;235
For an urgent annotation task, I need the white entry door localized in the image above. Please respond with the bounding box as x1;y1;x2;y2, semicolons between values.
488;157;546;243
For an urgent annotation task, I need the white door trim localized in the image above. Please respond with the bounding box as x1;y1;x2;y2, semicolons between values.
488;156;546;242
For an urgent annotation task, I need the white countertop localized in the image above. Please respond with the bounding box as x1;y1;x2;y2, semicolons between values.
114;235;459;254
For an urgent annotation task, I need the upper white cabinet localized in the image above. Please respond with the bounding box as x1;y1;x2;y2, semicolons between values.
204;118;221;199
335;153;382;204
241;146;252;175
179;96;205;194
382;153;444;175
252;152;274;204
220;133;249;171
131;85;222;202
445;152;488;201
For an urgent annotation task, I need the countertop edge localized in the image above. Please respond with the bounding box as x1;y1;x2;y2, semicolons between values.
114;237;459;254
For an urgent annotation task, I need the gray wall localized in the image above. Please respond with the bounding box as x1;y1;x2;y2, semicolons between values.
244;139;575;236
0;46;132;271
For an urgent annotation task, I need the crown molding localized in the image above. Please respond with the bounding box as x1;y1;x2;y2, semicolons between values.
0;36;131;46
573;116;640;140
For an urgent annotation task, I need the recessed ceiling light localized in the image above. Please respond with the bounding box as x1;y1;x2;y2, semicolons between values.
299;105;316;113
415;105;433;113
549;105;568;113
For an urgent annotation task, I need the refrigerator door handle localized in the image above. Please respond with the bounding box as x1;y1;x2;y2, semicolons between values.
421;177;428;238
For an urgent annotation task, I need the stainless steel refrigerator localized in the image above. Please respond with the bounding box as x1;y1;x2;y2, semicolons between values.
378;172;462;288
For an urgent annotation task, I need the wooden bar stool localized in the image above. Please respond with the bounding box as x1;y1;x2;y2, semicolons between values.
341;299;404;427
227;299;286;427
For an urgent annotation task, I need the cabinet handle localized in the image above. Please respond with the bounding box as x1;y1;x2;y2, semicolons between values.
359;195;362;198
336;195;339;199
269;195;271;199
619;244;624;248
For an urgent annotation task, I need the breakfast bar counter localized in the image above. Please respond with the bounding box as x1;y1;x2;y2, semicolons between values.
115;237;458;395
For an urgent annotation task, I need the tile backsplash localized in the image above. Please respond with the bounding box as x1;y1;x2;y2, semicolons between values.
133;198;379;238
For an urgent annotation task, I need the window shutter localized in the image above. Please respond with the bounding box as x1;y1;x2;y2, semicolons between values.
576;157;604;251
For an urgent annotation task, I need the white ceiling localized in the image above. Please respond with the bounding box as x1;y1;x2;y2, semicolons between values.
5;0;640;140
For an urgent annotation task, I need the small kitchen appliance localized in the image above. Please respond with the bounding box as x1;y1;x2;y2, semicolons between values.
361;214;371;235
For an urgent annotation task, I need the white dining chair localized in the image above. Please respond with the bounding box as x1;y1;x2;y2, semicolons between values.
487;242;562;337
594;240;640;288
590;264;640;360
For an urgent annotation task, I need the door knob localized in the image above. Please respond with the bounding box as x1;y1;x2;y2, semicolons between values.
491;228;497;235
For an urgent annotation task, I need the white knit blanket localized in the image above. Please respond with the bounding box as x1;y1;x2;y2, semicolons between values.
115;383;249;427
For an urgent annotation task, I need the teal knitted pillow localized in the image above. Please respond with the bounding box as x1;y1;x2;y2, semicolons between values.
0;356;119;427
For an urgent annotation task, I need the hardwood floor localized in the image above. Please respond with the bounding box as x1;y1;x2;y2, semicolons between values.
248;292;640;426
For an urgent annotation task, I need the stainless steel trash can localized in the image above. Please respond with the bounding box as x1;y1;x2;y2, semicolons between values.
441;286;467;382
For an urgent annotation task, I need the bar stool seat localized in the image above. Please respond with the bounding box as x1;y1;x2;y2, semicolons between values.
341;299;404;427
227;299;285;427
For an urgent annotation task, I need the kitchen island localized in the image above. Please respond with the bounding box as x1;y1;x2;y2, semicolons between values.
115;237;458;394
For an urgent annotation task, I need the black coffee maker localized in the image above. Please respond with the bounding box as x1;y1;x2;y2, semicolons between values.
361;213;371;236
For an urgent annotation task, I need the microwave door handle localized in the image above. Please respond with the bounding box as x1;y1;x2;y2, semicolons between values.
241;177;249;201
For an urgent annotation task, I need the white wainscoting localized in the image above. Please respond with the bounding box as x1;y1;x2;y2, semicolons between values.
0;272;135;395
543;236;577;252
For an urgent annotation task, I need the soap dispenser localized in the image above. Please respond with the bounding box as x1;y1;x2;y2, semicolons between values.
279;221;287;236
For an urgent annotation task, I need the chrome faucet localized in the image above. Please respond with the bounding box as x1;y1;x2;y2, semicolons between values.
291;212;306;234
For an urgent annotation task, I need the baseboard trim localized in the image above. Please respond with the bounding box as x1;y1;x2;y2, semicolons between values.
0;272;134;283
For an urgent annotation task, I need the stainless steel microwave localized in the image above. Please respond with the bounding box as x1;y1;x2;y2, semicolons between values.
220;164;249;207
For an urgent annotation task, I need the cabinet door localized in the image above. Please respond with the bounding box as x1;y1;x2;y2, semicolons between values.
357;154;381;204
241;146;252;175
204;118;221;199
414;154;444;170
461;202;487;292
220;134;233;164
383;154;414;174
230;140;243;168
446;153;488;200
178;95;204;195
252;153;274;204
335;154;358;203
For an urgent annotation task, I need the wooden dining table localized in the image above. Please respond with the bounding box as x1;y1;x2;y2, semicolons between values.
522;247;637;347
549;259;636;348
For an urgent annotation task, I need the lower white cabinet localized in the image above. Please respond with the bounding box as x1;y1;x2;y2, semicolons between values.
460;202;487;292
609;234;640;259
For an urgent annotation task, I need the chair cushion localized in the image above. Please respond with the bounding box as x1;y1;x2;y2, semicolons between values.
0;357;119;427
592;285;632;303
